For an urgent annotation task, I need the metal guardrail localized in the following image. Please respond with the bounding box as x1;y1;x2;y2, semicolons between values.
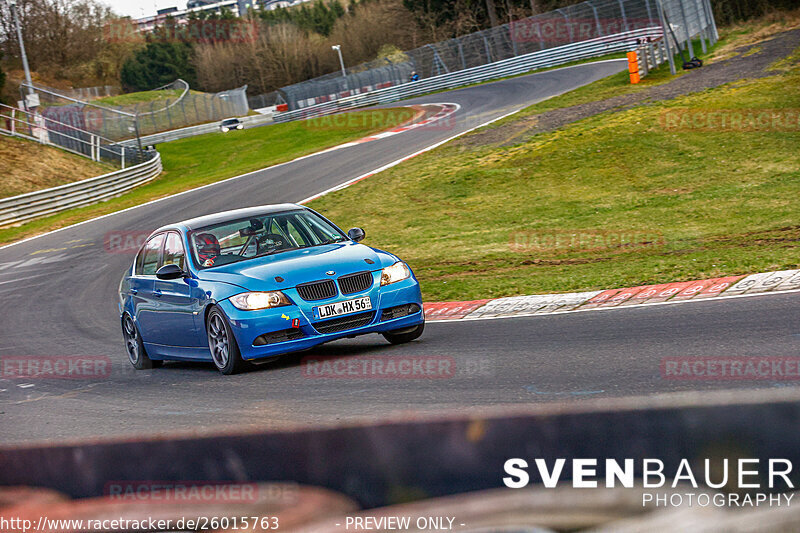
117;112;274;147
634;37;671;78
0;152;162;227
274;27;662;123
0;103;142;168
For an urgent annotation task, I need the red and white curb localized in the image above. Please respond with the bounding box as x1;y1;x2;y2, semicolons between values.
424;269;800;321
313;103;460;154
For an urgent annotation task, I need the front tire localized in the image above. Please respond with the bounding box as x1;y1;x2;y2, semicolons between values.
122;314;162;370
382;321;425;345
206;306;249;375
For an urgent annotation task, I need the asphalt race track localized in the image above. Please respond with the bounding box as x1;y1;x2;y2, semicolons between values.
1;60;798;445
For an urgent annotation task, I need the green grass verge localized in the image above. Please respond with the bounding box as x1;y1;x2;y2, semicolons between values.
93;89;187;107
0;107;415;245
308;55;800;301
486;36;718;130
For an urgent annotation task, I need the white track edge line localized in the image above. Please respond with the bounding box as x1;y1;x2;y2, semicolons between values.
296;103;530;205
296;60;631;205
0;103;456;252
1;59;627;252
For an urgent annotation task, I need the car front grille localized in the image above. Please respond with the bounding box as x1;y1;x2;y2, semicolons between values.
296;279;337;301
380;303;422;321
338;271;373;295
253;328;305;346
314;311;374;334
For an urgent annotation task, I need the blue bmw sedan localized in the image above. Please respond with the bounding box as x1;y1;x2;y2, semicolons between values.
118;204;424;374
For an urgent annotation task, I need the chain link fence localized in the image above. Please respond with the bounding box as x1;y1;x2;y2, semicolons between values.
259;0;714;112
1;103;145;168
21;80;250;143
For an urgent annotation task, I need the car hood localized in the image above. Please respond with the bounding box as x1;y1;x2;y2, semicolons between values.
197;242;396;292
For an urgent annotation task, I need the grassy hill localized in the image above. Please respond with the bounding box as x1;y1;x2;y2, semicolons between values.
0;135;111;200
307;28;800;300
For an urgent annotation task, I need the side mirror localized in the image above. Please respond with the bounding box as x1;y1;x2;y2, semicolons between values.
347;227;365;242
156;263;186;280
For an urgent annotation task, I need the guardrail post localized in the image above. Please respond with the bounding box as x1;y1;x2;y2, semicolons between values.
482;35;493;64
644;0;654;26
677;0;695;57
648;41;657;69
588;1;604;37
694;0;707;53
656;0;676;74
695;0;713;45
555;9;574;42
706;0;718;42
617;0;629;32
121;147;125;169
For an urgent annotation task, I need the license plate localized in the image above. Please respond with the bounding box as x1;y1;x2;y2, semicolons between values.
315;297;372;319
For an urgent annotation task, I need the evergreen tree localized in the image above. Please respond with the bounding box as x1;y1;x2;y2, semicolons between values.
120;38;197;92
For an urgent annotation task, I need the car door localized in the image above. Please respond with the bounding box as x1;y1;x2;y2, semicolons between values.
152;231;202;347
133;233;165;346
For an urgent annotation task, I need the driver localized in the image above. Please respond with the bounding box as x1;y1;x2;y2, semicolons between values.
195;233;220;267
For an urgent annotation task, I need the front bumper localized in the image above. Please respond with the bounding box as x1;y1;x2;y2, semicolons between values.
217;276;423;361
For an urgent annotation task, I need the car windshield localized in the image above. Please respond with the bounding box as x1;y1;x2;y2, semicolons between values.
190;209;347;269
222;119;239;125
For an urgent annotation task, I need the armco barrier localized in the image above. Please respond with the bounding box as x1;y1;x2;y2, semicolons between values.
0;152;162;227
632;37;671;81
275;28;662;123
116;112;274;147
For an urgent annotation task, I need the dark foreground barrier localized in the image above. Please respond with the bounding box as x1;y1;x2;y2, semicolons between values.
1;389;799;509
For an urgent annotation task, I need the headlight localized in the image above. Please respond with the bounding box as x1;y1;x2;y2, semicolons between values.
230;291;290;310
380;261;411;286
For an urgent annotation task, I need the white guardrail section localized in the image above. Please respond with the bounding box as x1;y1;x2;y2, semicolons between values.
275;27;662;122
117;112;275;147
634;37;671;77
0;152;162;227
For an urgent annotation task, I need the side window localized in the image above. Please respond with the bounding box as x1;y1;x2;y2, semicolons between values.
162;232;186;271
136;233;165;276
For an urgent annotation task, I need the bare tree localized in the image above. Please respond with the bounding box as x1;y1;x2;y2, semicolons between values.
0;0;137;87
